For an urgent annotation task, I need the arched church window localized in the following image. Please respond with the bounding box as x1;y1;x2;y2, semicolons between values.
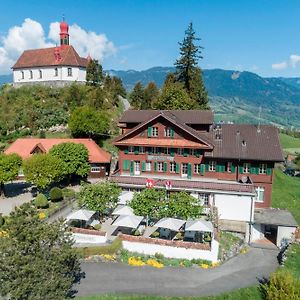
54;68;58;77
39;70;42;79
30;70;33;79
21;71;24;79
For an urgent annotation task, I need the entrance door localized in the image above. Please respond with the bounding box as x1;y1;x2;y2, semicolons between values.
264;225;278;244
134;161;140;175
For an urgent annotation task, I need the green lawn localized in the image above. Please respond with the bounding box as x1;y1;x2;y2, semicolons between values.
283;244;300;278
272;169;300;224
77;286;262;300
279;133;300;149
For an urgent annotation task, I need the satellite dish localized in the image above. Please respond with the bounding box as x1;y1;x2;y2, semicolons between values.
241;176;248;183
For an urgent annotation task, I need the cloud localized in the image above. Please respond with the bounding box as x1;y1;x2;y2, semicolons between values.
272;61;288;70
290;54;300;68
0;18;116;75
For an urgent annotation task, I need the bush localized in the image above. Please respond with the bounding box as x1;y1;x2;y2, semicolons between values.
175;232;183;240
262;270;300;300
49;187;63;202
62;188;75;200
151;231;160;238
0;214;5;227
34;194;49;209
133;229;140;236
93;224;101;230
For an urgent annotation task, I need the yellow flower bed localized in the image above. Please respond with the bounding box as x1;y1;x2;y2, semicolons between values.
128;257;145;267
101;254;116;261
0;230;8;238
200;263;210;269
146;259;164;268
240;247;249;254
211;262;220;268
38;212;46;220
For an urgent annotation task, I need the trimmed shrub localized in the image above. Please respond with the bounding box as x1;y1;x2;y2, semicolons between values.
262;270;300;300
35;194;49;209
49;187;63;202
62;188;75;201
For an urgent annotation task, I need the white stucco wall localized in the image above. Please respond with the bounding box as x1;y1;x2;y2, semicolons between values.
13;66;86;83
122;239;219;262
250;223;263;242
72;232;107;244
277;226;296;247
214;194;253;222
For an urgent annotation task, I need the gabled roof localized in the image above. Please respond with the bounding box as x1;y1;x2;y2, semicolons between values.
12;45;88;69
119;110;213;125
5;138;111;163
114;111;214;149
205;124;284;161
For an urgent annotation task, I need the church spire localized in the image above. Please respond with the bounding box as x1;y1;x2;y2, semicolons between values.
59;16;69;48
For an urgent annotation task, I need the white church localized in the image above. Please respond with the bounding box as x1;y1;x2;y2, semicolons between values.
12;19;89;87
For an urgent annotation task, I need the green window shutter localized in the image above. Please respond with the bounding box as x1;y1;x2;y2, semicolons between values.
175;163;180;174
256;167;260;175
148;147;152;154
195;149;200;158
170;148;175;157
250;166;256;174
147;126;152;137
216;164;220;172
130;161;134;176
200;164;205;175
164;162;168;172
157;147;161;154
124;147;128;154
183;148;189;157
123;160;129;170
142;162;146;172
221;164;226;172
231;165;236;173
205;163;209;171
134;146;139;155
154;162;157;172
187;163;192;179
171;128;175;138
266;167;272;175
239;166;243;174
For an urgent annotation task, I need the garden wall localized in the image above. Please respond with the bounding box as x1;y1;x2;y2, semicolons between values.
71;227;107;244
121;235;219;262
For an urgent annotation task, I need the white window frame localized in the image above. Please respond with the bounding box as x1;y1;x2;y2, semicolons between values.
91;167;101;173
152;147;158;154
182;163;188;175
198;193;209;206
54;68;58;77
177;148;183;156
164;127;172;137
255;186;265;202
194;164;201;174
67;67;72;77
170;162;176;173
209;161;216;172
164;148;170;155
227;162;232;173
190;149;195;156
157;162;164;172
128;146;134;153
243;163;250;174
146;161;152;171
139;146;145;154
259;163;267;174
151;127;158;137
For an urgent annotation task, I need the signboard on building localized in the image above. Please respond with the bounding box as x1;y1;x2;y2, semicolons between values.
147;155;174;161
146;178;154;188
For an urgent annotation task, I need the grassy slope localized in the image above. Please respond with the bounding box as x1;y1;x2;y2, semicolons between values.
272;169;300;224
279;133;300;149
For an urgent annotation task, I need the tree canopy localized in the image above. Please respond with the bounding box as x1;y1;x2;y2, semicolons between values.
0;204;82;299
68;106;110;138
0;153;22;196
23;153;65;190
49;142;90;179
129;82;145;109
86;59;104;86
78;182;121;213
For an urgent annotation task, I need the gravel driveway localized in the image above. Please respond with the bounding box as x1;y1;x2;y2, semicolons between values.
76;247;278;297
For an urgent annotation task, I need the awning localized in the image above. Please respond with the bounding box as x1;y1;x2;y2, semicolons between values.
154;218;186;232
112;205;134;216
112;215;144;229
118;191;134;205
185;219;214;232
66;209;96;221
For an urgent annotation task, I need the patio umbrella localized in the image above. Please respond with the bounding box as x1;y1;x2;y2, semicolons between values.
112;205;134;216
154;218;186;232
118;191;134;205
112;215;143;229
185;219;214;232
66;209;96;222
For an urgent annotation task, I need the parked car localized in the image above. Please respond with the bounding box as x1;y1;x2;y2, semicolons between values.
284;168;295;176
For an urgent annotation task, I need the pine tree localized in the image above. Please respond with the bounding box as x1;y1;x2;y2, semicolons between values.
143;82;159;109
129;82;145;109
175;22;209;109
86;59;104;86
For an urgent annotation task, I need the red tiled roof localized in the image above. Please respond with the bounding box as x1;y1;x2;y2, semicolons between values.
111;175;255;194
12;46;88;69
5;138;111;163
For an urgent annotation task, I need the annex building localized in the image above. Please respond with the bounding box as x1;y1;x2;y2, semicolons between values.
111;110;297;246
12;19;89;87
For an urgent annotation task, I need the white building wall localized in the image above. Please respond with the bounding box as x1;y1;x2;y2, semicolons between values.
214;194;253;222
71;232;107;244
251;223;263;241
277;226;296;247
122;239;219;262
13;66;86;84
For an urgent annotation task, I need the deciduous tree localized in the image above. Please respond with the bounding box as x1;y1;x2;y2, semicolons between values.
86;59;104;86
129;82;145;109
0;204;82;299
144;81;159;109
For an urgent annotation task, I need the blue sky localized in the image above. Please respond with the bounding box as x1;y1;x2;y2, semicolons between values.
1;0;300;77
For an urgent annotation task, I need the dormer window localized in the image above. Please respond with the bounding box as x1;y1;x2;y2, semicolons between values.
54;68;58;77
67;67;72;76
29;70;33;79
39;70;42;79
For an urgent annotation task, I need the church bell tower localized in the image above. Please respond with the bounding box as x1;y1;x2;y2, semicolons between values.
60;16;69;48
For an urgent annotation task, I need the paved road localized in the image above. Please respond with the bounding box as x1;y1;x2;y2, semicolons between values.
76;247;278;297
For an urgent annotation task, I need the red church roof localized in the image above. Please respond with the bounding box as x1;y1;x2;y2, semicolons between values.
12;45;88;69
5;138;111;164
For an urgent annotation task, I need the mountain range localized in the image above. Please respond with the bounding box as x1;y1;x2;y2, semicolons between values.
2;68;300;128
